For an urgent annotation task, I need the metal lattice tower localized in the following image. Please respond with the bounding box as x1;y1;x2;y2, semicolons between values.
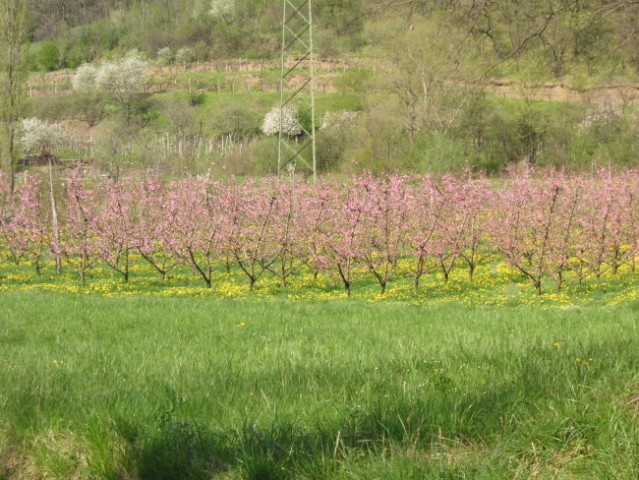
278;0;316;181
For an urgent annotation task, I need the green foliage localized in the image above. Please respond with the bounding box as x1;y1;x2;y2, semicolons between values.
27;93;106;129
210;104;260;141
16;0;639;176
36;42;61;71
229;136;278;175
0;0;29;189
2;289;639;478
408;131;469;174
18;0;639;85
316;121;356;172
333;68;372;96
314;0;366;54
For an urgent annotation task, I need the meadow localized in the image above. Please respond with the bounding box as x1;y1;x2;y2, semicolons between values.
2;169;639;478
1;255;639;479
6;2;639;476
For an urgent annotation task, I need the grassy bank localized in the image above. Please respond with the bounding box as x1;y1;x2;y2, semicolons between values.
1;291;638;478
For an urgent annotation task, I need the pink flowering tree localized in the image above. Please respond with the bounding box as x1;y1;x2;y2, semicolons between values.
263;179;300;288
358;175;410;295
0;175;51;273
0;178;21;266
295;182;332;282
493;169;569;295
623;170;639;273
429;174;470;284
163;177;230;288
314;179;367;296
226;180;287;290
60;168;99;285
0;172;8;265
601;176;637;275
454;173;494;282
93;179;139;282
405;175;447;292
12;175;52;275
135;177;179;280
542;174;582;291
573;170;637;281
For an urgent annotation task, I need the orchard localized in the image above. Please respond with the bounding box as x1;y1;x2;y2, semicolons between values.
1;167;638;298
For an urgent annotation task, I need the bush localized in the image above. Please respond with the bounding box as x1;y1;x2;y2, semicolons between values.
316;127;350;172
235;137;278;176
212;106;260;142
408;132;469;174
38;42;61;71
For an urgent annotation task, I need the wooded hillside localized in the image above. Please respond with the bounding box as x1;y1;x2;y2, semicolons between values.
25;0;639;81
9;1;639;177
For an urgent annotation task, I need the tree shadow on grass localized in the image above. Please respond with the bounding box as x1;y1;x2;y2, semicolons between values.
117;342;623;479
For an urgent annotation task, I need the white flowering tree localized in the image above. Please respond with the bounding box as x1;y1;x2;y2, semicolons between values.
72;64;98;93
209;0;235;21
92;54;149;118
72;54;148;100
20;118;65;156
94;62;120;93
581;100;623;130
175;47;195;69
95;54;148;98
321;110;358;129
262;105;303;137
157;47;173;66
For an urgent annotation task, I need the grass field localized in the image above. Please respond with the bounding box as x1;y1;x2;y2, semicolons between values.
1;289;638;479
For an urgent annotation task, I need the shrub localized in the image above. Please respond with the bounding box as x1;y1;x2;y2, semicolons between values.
38;42;62;71
212;106;260;142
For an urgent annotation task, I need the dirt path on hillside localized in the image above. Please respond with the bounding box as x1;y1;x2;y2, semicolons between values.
485;79;639;106
27;59;639;106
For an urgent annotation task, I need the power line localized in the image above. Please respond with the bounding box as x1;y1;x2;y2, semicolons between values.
278;0;316;182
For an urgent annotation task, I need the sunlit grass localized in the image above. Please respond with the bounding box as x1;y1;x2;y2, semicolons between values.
1;292;638;479
2;254;639;478
2;254;639;308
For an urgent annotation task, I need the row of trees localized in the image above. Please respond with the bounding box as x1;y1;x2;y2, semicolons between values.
1;168;637;295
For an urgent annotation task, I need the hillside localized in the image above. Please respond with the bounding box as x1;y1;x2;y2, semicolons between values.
25;1;639;81
15;0;639;176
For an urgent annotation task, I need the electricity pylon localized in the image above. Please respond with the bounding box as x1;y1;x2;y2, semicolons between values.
278;0;316;181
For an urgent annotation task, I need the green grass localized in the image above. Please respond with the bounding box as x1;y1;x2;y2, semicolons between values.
1;290;639;479
186;91;363;122
3;254;639;308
